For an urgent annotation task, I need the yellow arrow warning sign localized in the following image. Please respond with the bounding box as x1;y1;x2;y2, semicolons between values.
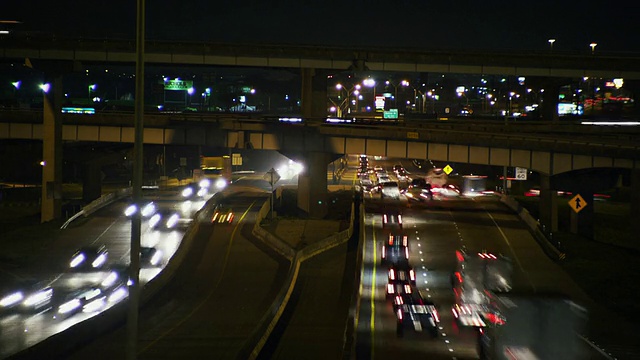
569;194;587;213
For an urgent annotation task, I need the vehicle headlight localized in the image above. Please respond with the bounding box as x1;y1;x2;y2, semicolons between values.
166;214;179;229
150;250;163;266
215;178;227;190
124;205;137;217
181;187;193;198
141;203;156;217
0;292;24;307
70;253;86;268
149;214;161;228
199;178;211;188
108;286;128;303
92;253;107;268
58;298;82;314
101;271;119;287
23;288;52;307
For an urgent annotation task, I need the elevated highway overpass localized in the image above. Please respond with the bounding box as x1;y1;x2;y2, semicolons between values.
2;109;639;238
2;111;639;176
2;35;640;79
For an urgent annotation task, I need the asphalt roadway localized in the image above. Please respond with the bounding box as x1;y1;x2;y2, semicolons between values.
63;189;290;359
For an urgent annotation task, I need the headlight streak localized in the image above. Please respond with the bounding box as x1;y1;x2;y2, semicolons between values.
70;254;86;268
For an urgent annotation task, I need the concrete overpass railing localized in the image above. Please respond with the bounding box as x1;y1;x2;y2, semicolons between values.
60;187;132;229
500;194;566;260
244;190;355;359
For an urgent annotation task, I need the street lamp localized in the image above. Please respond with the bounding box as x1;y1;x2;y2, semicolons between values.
385;80;409;108
88;84;97;99
335;83;361;116
39;83;51;93
590;42;597;54
363;78;376;112
548;39;556;52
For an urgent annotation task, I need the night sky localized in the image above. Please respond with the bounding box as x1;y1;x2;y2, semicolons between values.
3;1;639;52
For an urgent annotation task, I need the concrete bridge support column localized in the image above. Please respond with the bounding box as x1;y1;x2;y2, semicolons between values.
301;68;328;122
631;169;640;242
297;151;328;219
41;76;63;223
541;83;560;122
83;163;102;203
538;174;558;234
570;190;595;239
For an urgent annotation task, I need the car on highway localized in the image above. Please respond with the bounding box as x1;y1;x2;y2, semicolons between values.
124;201;157;218
388;263;416;286
69;245;109;270
54;287;103;319
212;205;234;224
393;164;404;174
140;246;163;267
381;234;409;265
148;209;181;230
382;211;403;230
387;281;414;299
359;178;374;193
0;280;54;314
395;292;439;338
379;181;401;199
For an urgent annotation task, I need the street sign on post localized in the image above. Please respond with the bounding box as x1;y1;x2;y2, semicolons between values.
264;168;280;219
515;167;527;180
443;165;453;175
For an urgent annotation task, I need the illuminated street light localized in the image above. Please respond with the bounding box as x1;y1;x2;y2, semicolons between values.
39;83;51;93
363;78;376;112
11;81;20;89
590;42;597;54
88;83;97;98
187;87;195;96
548;38;556;51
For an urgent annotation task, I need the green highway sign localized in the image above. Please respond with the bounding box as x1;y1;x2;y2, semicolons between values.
164;79;193;91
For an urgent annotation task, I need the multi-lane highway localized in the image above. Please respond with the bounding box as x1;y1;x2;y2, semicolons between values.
0;184;210;359
354;157;621;359
3;154;640;359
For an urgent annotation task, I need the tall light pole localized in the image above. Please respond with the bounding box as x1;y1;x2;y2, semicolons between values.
590;42;597;54
363;78;376;112
128;0;145;359
336;83;360;116
548;38;556;52
88;84;97;100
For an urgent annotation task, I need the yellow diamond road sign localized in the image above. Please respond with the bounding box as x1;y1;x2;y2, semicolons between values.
569;194;587;213
443;165;453;175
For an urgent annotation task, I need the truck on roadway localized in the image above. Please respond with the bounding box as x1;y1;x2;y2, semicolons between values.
477;293;587;360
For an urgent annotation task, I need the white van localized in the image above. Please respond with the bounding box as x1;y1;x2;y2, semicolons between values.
380;181;400;199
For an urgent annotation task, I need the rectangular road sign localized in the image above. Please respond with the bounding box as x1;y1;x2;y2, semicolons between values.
515;167;527;180
232;153;242;166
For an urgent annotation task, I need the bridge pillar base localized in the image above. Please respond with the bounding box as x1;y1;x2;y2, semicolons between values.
297;151;328;219
41;77;63;223
539;174;558;234
632;169;640;243
83;163;103;203
301;68;328;122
